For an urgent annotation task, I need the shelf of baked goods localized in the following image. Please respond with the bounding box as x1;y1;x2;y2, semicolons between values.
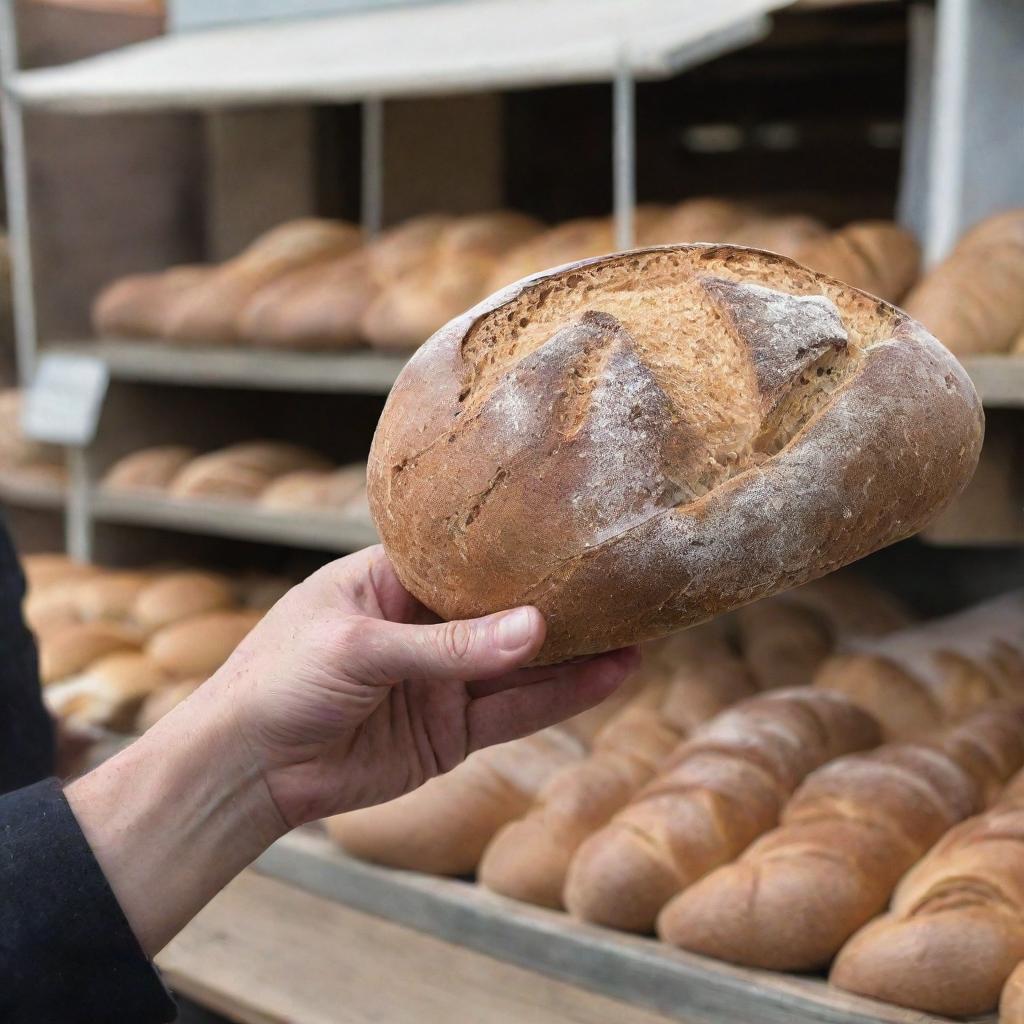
0;388;67;510
7;0;782;113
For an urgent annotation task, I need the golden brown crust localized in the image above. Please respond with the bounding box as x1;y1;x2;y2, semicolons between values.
370;244;982;664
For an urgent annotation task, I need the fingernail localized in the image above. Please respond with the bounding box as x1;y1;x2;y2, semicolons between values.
496;607;535;652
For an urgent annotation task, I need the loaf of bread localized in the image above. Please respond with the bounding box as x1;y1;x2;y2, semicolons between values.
257;464;365;512
168;442;331;501
1001;961;1024;1023
657;703;1024;970
237;251;377;349
39;621;141;685
478;626;755;908
794;221;920;303
44;652;170;731
135;677;204;732
815;591;1024;737
101;445;197;492
162;219;362;344
636;198;753;248
366;214;453;283
146;609;260;678
21;553;93;591
131;570;236;632
902;210;1024;357
370;244;981;664
325;727;586;875
831;770;1024;1016
724;215;827;258
562;689;880;932
72;571;153;622
92;265;212;339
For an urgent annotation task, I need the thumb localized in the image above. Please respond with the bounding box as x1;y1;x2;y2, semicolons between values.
355;606;546;683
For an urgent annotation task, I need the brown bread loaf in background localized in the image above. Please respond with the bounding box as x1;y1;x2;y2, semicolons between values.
102;445;197;492
38;620;141;685
92;265;212;339
168;442;331;501
146;609;260;678
657;703;1024;971
562;689;880;933
132;570;236;632
369;244;982;664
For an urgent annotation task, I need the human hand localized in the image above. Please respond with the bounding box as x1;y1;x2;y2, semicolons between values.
219;545;638;829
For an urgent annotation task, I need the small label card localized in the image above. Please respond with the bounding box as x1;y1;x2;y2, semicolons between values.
22;353;109;446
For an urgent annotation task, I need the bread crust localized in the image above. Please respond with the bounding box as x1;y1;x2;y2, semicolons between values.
369;244;982;664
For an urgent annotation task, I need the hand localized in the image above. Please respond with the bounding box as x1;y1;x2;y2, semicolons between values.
221;545;638;828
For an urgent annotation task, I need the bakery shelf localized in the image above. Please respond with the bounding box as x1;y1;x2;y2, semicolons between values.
48;340;407;394
0;470;67;510
960;356;1024;409
252;828;965;1024
89;490;378;552
8;0;783;113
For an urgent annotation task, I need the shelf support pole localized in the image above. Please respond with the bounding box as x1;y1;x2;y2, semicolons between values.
362;97;385;238
612;53;636;252
65;448;92;562
0;0;39;384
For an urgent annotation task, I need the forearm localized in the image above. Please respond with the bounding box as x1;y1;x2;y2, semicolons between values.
66;677;286;956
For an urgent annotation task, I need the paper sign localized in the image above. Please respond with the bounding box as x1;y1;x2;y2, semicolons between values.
22;353;109;446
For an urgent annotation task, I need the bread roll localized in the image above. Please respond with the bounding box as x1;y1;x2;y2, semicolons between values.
562;689;880;933
831;774;1024;1016
815;592;1024;737
147;609;260;678
366;214;453;283
39;621;141;685
163;219;362;344
21;553;98;591
258;464;365;512
478;628;755;909
169;442;331;501
657;704;1024;970
370;244;981;664
45;652;170;731
135;677;204;732
92;265;212;339
72;571;152;622
237;251;377;349
636;198;753;247
325;728;586;875
724;214;827;257
735;596;833;690
486;218;613;293
102;445;197;492
1001;961;1024;1023
132;570;236;632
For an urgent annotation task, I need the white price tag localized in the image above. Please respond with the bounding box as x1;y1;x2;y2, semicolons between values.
22;353;109;446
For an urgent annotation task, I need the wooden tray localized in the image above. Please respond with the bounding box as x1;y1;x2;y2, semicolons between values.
254;829;985;1024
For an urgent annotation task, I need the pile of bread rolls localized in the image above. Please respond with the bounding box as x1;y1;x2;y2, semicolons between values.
92;202;920;354
100;440;369;521
0;389;67;491
903;207;1024;358
24;553;290;734
324;583;1024;1020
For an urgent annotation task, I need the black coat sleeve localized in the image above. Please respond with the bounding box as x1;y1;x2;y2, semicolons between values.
0;778;177;1024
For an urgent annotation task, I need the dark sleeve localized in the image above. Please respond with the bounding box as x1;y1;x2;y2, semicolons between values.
0;778;177;1024
0;519;55;792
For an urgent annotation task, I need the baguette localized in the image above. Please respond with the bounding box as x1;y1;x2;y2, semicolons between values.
370;243;981;664
39;621;141;685
562;689;880;932
92;265;212;339
831;769;1024;1017
657;703;1024;970
132;570;236;632
478;627;755;908
163;219;362;344
101;445;197;492
815;592;1024;737
1001;961;1024;1024
794;221;920;303
325;727;586;875
147;609;260;678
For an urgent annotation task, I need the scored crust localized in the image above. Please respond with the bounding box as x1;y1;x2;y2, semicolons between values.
369;244;983;663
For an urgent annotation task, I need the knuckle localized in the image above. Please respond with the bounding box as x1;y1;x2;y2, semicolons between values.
439;619;475;662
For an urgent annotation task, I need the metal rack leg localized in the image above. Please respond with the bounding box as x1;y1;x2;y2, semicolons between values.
362;97;385;239
612;57;636;252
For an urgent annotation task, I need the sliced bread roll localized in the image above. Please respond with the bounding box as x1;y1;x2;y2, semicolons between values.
147;609;261;678
102;445;197;492
132;570;236;632
370;243;981;664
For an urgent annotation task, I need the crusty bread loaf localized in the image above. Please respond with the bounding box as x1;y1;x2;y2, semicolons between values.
903;210;1024;357
724;215;827;258
168;442;331;501
794;221;920;303
636;198;753;247
831;769;1024;1017
44;652;170;731
237;251;377;349
370;243;981;664
162;219;362;344
72;571;153;622
101;445;197;492
146;609;260;678
257;464;365;512
478;627;755;909
132;570;236;632
366;214;453;283
135;677;204;732
815;592;1024;738
486;217;613;293
562;689;880;933
657;703;1024;970
1001;961;1024;1023
325;727;586;875
92;265;212;339
39;621;141;685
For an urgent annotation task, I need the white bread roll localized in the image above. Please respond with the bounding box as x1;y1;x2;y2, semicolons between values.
132;570;237;632
72;571;153;622
147;609;261;678
39;621;141;685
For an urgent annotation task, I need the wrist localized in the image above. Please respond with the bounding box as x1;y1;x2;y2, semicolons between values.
66;674;286;956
